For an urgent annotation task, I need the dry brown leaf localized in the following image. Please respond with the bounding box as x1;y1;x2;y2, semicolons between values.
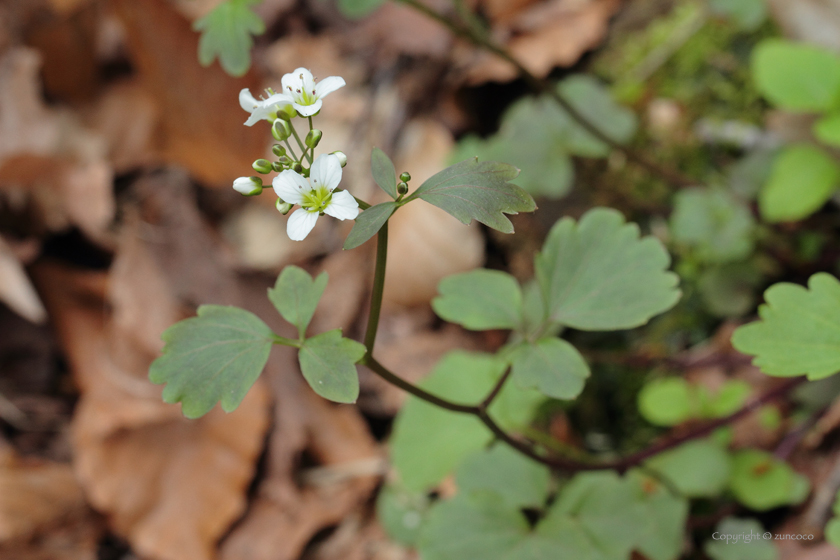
0;236;46;323
384;119;484;307
111;0;265;187
0;450;86;543
463;0;621;84
767;0;840;50
31;174;273;560
355;0;453;59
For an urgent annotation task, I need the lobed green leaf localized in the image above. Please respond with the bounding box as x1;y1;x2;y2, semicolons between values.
298;329;366;403
149;305;273;418
535;208;681;330
432;269;523;331
194;0;265;77
508;337;590;400
268;266;327;338
759;144;840;223
752;39;840;112
405;158;536;234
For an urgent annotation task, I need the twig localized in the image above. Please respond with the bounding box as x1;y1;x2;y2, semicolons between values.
392;0;696;188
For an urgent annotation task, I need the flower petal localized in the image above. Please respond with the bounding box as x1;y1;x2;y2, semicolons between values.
239;88;259;112
286;208;319;241
324;190;360;221
315;76;345;99
310;153;343;192
294;99;322;117
272;170;310;204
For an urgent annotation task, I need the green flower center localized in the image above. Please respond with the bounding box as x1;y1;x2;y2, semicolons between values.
301;185;331;213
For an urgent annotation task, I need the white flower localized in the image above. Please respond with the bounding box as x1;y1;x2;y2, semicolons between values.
239;88;293;126
232;176;263;195
281;68;345;117
272;154;359;241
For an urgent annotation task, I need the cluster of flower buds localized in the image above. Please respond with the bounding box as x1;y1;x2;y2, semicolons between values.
231;67;359;241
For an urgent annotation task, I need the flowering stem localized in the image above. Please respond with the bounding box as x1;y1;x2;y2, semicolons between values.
391;0;694;188
284;139;299;161
363;223;388;353
289;120;312;164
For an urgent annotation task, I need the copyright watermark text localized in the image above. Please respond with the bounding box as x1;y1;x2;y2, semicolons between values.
712;531;814;544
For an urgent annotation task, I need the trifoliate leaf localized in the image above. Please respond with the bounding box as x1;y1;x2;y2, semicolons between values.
670;188;755;263
759;144;840;223
638;378;694;426
455;445;550;509
732;273;840;380
194;0;265;77
405;158;536;234
535;208;680;330
709;0;767;31
343;202;396;250
371;147;398;199
297;329;365;403
389;352;543;491
432;269;523;331
647;439;731;498
729;449;810;510
336;0;385;18
815;112;840;148
268;266;327;338
509;337;590;400
149;305;273;418
752;39;840;112
704;517;778;560
376;482;431;546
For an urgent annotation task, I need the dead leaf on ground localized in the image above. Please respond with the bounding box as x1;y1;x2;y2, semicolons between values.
0;448;87;543
111;0;265;187
384;118;484;307
31;170;274;560
461;0;622;84
767;0;840;51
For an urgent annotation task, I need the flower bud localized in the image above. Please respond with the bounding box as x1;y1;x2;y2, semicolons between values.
272;119;292;142
252;159;273;174
292;162;303;173
233;176;263;196
277;105;298;120
305;129;323;149
331;151;347;167
272;144;286;157
397;181;408;195
272;161;284;172
276;199;293;214
399;171;411;183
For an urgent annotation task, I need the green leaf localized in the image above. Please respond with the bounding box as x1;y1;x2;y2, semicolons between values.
628;471;689;560
370;147;397;199
297;329;365;403
638;377;693;426
268;266;327;338
815;112;840;147
729;449;810;510
759;144;840;223
336;0;385;18
343;202;396;250
732;273;840;380
432;269;523;331
704;517;778;560
194;0;265;77
376;482;431;546
535;208;680;330
704;380;752;418
670;188;755;263
752;39;840;112
456;445;550;509
509;337;590;400
405;158;536;234
827;518;840;549
709;0;767;31
556;74;639;157
727;148;778;201
389;352;543;491
149;305;273;418
647;439;731;498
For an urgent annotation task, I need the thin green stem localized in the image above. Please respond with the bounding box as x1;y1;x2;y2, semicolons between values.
289;120;312;164
364;222;389;353
391;0;694;188
284;139;299;161
308;115;316;159
272;334;302;348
